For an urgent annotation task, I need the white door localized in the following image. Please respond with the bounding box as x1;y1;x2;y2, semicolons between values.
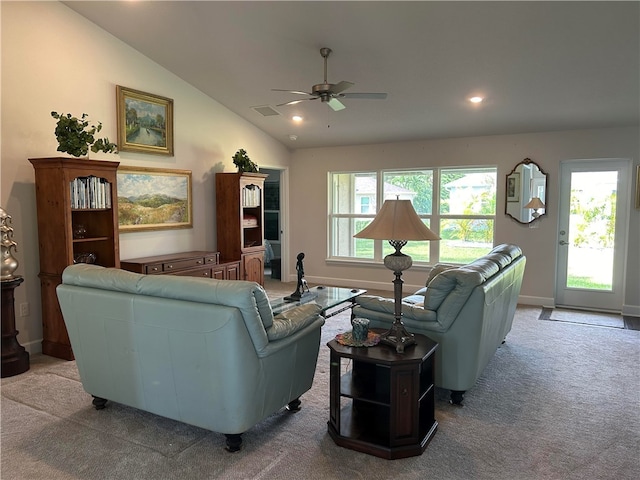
555;159;631;312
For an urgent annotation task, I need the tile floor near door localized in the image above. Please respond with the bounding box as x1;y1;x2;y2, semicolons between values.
539;307;639;330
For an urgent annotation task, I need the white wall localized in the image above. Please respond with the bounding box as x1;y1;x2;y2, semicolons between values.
289;128;640;315
1;2;291;354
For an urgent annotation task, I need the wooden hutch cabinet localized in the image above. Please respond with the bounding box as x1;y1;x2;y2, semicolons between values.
29;157;120;360
216;172;267;285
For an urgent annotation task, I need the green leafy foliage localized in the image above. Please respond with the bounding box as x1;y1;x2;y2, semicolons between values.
232;149;259;173
51;111;117;157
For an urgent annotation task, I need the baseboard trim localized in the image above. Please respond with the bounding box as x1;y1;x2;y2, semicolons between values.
21;338;43;356
622;304;640;317
517;295;555;308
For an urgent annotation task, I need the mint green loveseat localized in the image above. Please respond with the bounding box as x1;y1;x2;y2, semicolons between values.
56;264;325;451
352;244;526;405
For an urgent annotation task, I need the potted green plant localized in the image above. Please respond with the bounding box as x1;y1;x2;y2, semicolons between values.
51;111;118;158
232;149;259;173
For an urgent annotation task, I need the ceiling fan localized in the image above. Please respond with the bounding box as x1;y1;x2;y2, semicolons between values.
272;47;388;111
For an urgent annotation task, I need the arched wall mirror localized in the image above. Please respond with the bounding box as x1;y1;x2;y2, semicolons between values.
505;158;548;224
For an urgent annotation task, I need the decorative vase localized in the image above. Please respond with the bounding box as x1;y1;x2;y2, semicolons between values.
1;207;19;280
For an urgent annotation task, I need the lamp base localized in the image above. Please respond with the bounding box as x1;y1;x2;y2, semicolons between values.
379;320;416;354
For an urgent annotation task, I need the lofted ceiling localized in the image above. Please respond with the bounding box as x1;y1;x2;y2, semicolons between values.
64;1;639;150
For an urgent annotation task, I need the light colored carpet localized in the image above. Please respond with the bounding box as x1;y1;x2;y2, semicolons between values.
2;303;639;480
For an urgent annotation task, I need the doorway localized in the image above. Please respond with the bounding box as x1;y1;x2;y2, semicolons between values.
555;159;631;312
261;168;285;282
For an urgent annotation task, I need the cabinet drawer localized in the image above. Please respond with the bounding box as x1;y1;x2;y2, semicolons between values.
172;267;212;278
204;253;220;265
144;263;163;274
163;257;205;272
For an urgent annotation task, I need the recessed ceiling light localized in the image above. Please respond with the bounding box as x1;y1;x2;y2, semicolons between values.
469;96;484;104
292;115;303;122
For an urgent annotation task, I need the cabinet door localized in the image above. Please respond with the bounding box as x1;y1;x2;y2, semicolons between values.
212;266;226;280
242;251;264;284
225;263;240;280
390;366;419;444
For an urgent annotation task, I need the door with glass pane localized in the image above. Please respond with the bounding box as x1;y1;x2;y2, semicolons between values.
556;159;631;312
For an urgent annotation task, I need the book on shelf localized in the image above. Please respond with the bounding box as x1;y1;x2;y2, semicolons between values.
242;186;261;208
69;176;111;209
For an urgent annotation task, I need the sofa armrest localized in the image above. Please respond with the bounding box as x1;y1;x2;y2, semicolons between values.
267;303;323;341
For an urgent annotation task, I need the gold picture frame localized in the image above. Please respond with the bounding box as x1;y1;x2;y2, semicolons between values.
117;166;192;232
116;86;174;156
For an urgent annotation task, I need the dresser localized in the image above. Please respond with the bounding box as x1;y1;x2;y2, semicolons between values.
120;251;240;280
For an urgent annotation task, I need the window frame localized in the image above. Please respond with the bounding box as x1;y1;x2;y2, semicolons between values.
328;166;497;266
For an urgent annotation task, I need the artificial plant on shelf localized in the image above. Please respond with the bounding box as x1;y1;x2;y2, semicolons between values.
51;111;118;158
232;148;259;173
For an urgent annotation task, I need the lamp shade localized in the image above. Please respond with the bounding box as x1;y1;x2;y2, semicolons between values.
524;197;545;209
354;199;440;241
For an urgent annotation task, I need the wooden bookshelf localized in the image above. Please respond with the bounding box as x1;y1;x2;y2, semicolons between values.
29;157;120;360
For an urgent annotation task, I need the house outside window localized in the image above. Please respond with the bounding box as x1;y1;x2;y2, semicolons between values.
329;167;497;265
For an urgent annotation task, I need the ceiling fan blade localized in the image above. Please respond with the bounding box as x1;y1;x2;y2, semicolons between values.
331;81;354;95
341;92;388;100
327;98;346;111
276;98;317;107
271;89;313;96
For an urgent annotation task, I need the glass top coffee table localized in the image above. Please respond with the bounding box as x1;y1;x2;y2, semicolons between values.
270;286;366;318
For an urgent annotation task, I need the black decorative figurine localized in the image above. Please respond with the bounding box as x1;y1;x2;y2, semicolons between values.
284;252;315;302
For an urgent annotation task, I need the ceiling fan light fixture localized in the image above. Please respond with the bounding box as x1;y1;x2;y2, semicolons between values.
271;47;388;112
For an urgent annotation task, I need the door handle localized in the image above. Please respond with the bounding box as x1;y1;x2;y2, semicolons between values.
559;240;569;246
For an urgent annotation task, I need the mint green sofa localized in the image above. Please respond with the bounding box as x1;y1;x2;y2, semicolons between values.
352;244;526;405
56;264;325;451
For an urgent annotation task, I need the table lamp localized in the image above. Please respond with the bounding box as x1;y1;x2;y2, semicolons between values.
354;199;440;353
524;197;545;218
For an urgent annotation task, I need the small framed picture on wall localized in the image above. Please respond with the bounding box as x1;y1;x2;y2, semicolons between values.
116;86;174;156
506;172;520;202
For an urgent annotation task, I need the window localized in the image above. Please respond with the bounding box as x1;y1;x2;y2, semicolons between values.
329;167;497;265
360;196;371;213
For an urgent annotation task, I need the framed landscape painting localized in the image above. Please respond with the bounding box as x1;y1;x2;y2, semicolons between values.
117;166;192;232
116;86;174;156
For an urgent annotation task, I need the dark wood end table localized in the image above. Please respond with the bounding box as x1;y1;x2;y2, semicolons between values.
327;330;438;459
1;277;30;378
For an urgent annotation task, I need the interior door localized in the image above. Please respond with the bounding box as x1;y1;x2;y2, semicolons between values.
555;159;631;312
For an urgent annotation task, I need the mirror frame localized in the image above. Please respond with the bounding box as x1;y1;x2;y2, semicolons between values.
505;158;548;225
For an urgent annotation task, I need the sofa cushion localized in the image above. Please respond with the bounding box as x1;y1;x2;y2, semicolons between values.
267;303;323;341
425;263;457;286
429;268;485;327
485;252;512;270
423;272;457;310
63;264;276;333
62;263;142;293
464;257;500;279
490;243;522;261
